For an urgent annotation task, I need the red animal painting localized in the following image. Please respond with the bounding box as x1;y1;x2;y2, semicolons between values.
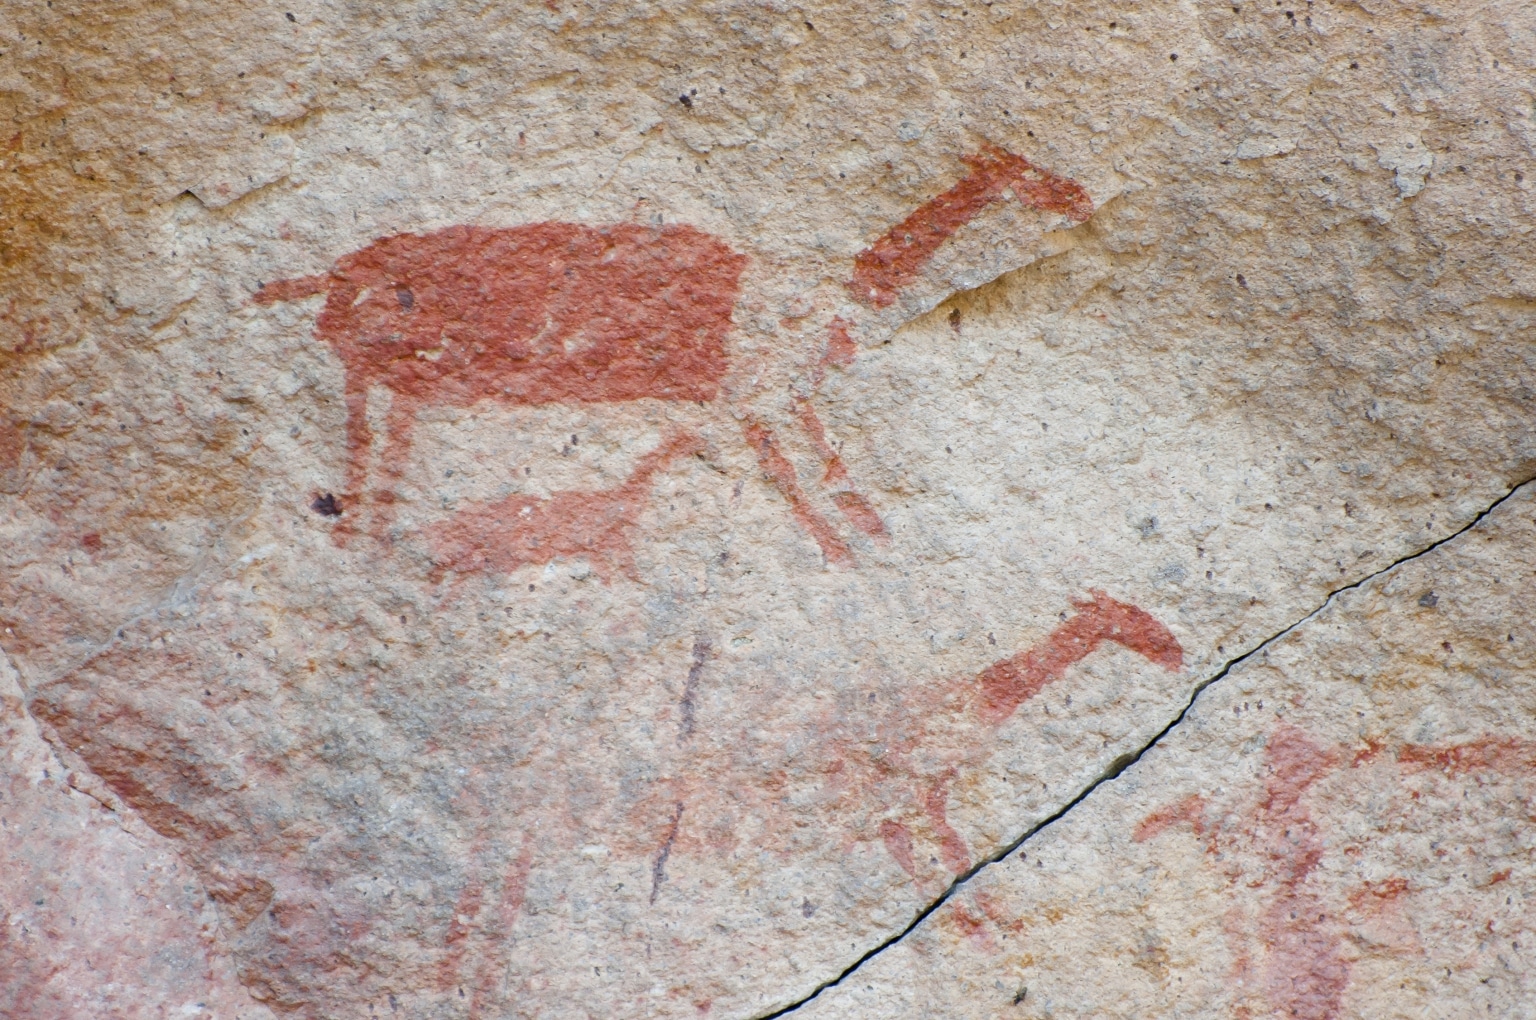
846;144;1093;309
615;591;1182;901
886;720;1536;1018
257;221;882;568
1131;725;1536;1019
430;430;704;584
200;145;1133;1009
255;223;739;527
255;145;1094;582
864;592;1183;884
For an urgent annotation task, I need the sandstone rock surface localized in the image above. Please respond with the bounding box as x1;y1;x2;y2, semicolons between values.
799;485;1536;1019
1;1;1532;1017
1;657;272;1020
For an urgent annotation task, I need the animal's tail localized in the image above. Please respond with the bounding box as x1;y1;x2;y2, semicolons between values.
253;273;330;305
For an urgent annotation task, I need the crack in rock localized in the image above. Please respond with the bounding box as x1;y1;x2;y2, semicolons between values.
755;473;1536;1020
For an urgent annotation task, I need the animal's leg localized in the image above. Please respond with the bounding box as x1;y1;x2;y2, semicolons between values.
741;419;853;566
879;819;920;882
794;397;851;486
793;398;889;543
437;868;486;998
341;382;373;501
327;380;375;545
922;770;972;875
784;316;888;543
467;841;534;1017
368;398;419;538
832;492;889;541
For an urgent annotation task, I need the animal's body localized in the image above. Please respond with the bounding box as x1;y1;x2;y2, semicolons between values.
256;221;745;530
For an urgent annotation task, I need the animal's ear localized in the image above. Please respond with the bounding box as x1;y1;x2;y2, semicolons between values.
253;273;329;305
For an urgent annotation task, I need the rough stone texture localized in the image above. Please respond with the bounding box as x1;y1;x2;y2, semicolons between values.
1;1;1532;1017
1;655;273;1020
798;485;1536;1020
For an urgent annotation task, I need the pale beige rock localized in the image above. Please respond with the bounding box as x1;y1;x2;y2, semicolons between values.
0;1;1533;1017
798;483;1536;1019
0;654;273;1020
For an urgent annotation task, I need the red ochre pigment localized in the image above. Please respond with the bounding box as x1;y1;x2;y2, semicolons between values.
743;419;854;566
879;819;919;880
976;590;1184;725
914;592;1181;874
1135;726;1536;1019
258;222;894;572
867;593;1182;883
1397;735;1536;775
794;398;889;542
847;145;1094;308
243;170;1109;583
256;222;745;520
1132;792;1207;844
430;431;703;584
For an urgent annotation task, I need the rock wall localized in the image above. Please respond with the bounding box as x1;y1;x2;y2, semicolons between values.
1;2;1532;1017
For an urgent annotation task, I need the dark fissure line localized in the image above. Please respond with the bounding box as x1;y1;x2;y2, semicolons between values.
755;475;1535;1020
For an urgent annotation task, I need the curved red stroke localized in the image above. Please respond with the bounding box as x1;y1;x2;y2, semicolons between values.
847;145;1094;308
977;590;1183;724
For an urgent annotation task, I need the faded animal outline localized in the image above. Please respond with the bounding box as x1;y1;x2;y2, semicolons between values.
1127;725;1536;1019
